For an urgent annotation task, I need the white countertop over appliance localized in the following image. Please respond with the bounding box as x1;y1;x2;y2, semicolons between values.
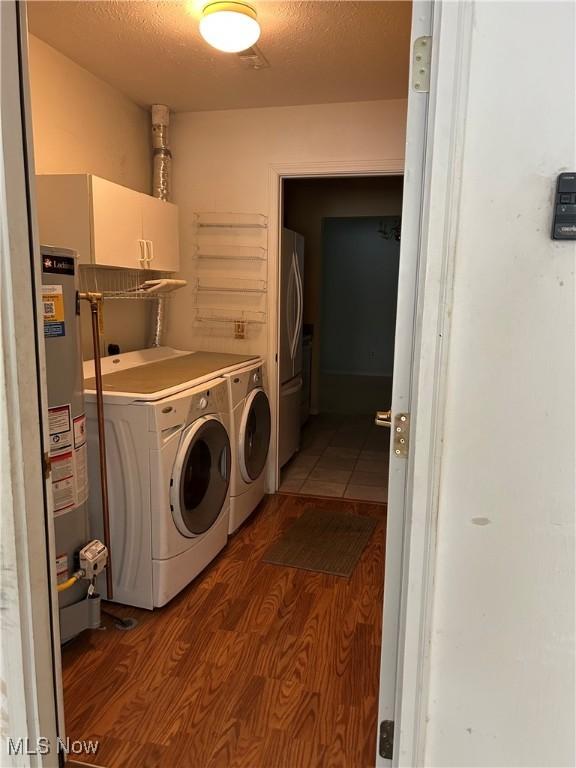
83;346;258;404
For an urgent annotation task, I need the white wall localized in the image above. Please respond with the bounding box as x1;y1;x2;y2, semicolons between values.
424;2;575;765
27;34;153;357
167;99;407;358
28;34;150;193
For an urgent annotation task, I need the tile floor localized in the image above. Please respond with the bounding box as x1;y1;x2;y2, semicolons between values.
279;414;390;503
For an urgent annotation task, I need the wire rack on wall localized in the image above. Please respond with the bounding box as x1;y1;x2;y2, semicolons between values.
79;266;176;300
194;212;268;229
192;212;268;339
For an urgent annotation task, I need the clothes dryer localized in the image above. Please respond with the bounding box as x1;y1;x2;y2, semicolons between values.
225;360;271;534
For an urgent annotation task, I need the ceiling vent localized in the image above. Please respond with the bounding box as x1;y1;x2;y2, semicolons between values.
236;45;270;70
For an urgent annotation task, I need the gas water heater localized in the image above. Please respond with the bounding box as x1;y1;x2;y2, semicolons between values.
41;245;107;643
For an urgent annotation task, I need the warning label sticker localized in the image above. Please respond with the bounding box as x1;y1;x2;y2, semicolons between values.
48;404;72;455
56;553;68;585
73;414;87;449
42;284;65;338
49;408;89;515
73;413;88;507
75;442;88;507
51;451;75;514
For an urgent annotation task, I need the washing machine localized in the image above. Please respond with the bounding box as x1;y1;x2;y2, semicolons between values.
84;348;258;609
225;360;271;534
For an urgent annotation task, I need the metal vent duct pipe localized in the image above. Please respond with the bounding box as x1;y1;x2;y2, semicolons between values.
152;103;171;201
150;104;171;347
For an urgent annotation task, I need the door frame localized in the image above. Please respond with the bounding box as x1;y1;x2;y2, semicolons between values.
266;158;405;492
1;1;63;763
4;0;475;763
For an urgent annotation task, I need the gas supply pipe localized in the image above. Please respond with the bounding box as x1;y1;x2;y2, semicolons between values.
78;291;113;600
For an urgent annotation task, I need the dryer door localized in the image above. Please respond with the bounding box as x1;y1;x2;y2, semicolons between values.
239;388;271;483
171;416;230;537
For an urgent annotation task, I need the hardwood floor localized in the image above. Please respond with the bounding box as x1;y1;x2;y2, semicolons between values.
62;494;387;768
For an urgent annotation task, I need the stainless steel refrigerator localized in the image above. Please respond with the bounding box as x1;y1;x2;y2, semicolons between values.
279;227;305;467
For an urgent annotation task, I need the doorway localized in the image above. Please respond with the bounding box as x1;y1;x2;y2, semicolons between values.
278;176;403;503
3;0;441;762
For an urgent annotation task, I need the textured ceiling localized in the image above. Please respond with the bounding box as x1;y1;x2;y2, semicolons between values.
27;1;412;112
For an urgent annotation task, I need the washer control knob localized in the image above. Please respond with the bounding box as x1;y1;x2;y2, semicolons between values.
253;371;260;383
199;397;208;410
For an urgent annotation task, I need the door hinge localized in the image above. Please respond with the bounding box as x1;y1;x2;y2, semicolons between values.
412;36;431;92
379;720;394;760
42;451;51;479
393;413;410;458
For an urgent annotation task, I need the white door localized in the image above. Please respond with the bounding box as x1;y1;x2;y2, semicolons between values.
376;1;433;764
140;193;180;272
91;175;144;269
0;0;62;759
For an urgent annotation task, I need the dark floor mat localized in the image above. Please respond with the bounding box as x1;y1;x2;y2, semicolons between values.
262;508;377;578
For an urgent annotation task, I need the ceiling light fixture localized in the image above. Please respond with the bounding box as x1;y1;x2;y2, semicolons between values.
199;2;261;53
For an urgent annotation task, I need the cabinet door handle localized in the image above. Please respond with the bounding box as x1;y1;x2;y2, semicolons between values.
138;239;147;267
146;240;154;264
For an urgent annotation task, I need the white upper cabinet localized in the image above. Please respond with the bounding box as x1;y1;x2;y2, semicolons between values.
91;176;143;269
140;191;179;272
36;174;180;272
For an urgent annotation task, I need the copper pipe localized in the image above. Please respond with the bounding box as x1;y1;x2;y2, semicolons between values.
79;292;113;600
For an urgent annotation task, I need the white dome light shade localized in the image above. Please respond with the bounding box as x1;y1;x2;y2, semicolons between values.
200;2;261;53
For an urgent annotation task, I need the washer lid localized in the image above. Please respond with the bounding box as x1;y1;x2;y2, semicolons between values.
239;388;271;483
171;416;230;537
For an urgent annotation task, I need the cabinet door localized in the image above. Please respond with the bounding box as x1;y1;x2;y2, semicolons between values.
91;176;144;269
36;175;93;264
140;194;179;272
